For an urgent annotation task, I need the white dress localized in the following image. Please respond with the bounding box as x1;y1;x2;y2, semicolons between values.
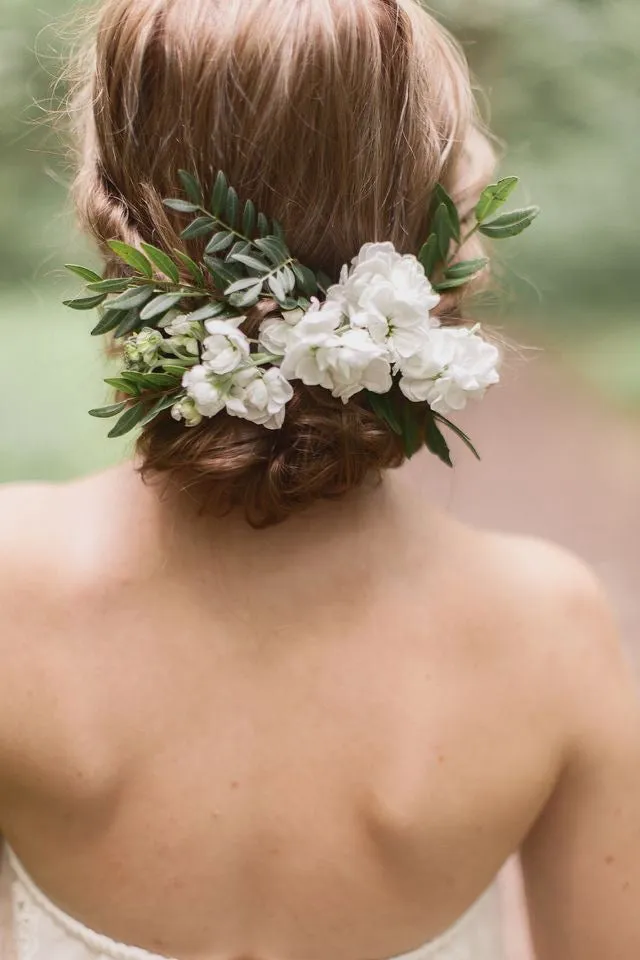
0;845;507;960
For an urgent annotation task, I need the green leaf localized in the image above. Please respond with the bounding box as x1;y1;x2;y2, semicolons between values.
225;187;239;229
65;264;102;283
433;184;461;242
242;200;257;237
479;206;540;239
432;203;455;262
225;276;264;296
63;293;108;310
255;236;288;265
205;231;235;255
86;278;131;293
173;249;205;286
228;284;263;309
104;377;140;396
114;309;144;339
211;171;228;216
401;406;423;459
316;271;333;294
418;235;440;278
181;217;216;240
107;241;153;278
268;273;286;302
475;177;519;223
110;286;156;310
184;302;228;323
291;263;318;296
204;256;240;289
140;292;184;321
281;265;296;294
91;309;126;336
163;199;200;214
227;241;251;262
272;219;286;243
107;402;148;439
121;371;180;389
257;212;270;238
140;243;181;283
424;410;453;467
444;258;490;280
229;252;270;273
367;392;402;435
138;394;180;428
88;401;128;419
433;413;481;461
433;276;477;292
178;169;203;206
160;363;190;377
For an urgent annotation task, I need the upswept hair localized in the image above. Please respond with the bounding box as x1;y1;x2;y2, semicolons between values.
68;0;496;525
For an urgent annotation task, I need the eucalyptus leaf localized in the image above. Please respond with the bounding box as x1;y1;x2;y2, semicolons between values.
229;252;270;273
474;177;519;223
367;392;402;436
257;212;270;238
86;278;131;293
228;285;262;309
424;411;453;467
242;200;257;237
107;241;153;278
184;302;228;323
227;241;251;262
140;243;181;283
225;276;264;296
433;184;461;242
91;309;126;337
107;402;148;439
433;277;475;291
272;219;286;243
432;203;455;262
104;377;140;396
225;187;239;229
178;170;203;206
255;237;288;265
140;292;184;321
418;235;440;278
114;309;144;339
268;273;286;302
204;256;240;288
444;258;490;280
111;286;155;310
121;371;180;389
173;249;205;286
138;394;180;428
181;217;217;240
163;199;200;214
479;205;540;239
281;265;296;294
205;231;235;255
291;263;318;296
88;401;128;419
65;264;102;284
316;271;334;294
211;171;228;216
63;293;108;310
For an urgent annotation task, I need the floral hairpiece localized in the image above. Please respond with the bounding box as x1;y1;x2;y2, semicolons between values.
64;172;538;465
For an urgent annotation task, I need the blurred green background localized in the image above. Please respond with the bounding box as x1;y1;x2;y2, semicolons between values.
0;0;638;483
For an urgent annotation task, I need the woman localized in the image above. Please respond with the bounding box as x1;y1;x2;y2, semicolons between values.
1;0;639;958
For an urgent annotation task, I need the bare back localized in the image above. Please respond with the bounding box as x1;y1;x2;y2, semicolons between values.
0;460;639;960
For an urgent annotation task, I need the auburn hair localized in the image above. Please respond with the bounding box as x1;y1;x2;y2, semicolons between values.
68;0;496;526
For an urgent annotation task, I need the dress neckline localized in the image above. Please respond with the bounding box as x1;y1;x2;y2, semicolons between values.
7;846;485;960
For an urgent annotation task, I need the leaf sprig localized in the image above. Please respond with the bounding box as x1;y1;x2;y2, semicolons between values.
64;170;538;462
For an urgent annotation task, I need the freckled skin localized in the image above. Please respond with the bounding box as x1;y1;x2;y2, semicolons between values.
0;462;639;960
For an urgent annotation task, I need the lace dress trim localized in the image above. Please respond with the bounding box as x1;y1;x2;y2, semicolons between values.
6;846;491;960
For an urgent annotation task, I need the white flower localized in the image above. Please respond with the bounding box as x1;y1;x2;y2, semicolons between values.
225;366;293;430
202;318;250;374
171;395;203;427
124;327;164;369
182;365;228;418
399;326;501;414
328;242;441;359
281;304;392;402
164;314;205;340
258;308;306;356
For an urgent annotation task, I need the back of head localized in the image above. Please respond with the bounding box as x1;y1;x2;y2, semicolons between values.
70;0;496;525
